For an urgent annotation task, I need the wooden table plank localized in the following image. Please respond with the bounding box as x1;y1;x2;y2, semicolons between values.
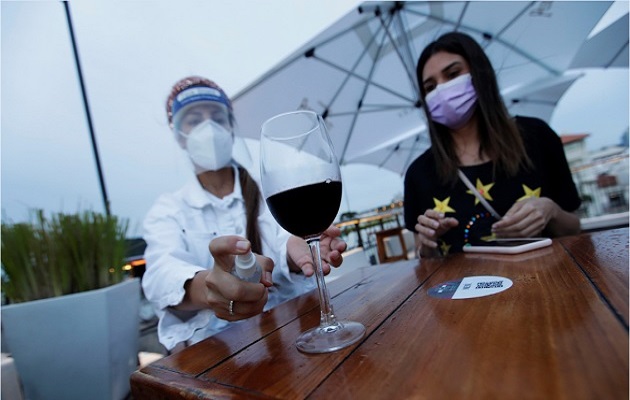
130;366;276;400
310;242;629;399
195;259;441;399
131;258;441;399
559;228;629;326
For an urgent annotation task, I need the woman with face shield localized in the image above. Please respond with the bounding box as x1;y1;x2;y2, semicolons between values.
404;32;581;258
142;76;347;353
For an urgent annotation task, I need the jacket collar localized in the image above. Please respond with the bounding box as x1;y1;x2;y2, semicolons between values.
182;164;243;209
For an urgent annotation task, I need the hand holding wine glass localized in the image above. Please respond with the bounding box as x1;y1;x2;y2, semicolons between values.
286;225;346;277
260;110;366;353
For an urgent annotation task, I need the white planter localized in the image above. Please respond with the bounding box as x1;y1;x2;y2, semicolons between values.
1;278;140;400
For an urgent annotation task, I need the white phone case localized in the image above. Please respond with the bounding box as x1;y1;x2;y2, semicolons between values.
462;238;552;255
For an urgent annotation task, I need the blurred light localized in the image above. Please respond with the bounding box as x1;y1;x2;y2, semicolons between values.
130;259;145;267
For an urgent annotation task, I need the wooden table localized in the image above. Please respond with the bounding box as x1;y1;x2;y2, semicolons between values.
131;228;629;399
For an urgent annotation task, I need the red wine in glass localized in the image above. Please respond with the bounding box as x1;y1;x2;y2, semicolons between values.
266;180;342;238
260;110;366;353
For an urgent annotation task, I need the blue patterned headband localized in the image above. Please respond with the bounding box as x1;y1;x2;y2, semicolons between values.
171;85;232;122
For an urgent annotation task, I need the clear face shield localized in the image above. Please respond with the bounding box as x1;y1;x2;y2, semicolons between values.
172;102;235;173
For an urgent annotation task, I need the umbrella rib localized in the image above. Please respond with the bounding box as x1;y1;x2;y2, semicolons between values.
379;146;398;169
491;2;536;40
481;2;561;76
377;135;426;175
233;12;373;100
317;56;418;105
607;39;629;68
361;104;417;110
511;99;557;106
322;10;387;117
306;11;374;53
453;1;470;31
405;3;560;76
395;9;421;98
356;133;428;176
378;141;406;172
402;135;426;175
365;102;417;108
312;56;416;103
340;11;394;164
378;7;418;96
485;35;559;75
329;104;415;117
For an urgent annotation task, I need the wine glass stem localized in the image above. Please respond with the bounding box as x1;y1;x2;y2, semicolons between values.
307;238;337;328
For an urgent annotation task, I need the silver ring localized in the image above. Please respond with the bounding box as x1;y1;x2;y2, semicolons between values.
228;300;234;316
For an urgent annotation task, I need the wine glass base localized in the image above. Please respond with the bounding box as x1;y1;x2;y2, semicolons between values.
296;321;366;354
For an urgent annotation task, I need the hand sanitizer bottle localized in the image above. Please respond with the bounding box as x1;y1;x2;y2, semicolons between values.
233;250;262;283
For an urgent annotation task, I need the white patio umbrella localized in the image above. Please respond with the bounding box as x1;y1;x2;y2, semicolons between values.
504;74;585;123
569;12;629;69
349;72;584;174
232;1;614;175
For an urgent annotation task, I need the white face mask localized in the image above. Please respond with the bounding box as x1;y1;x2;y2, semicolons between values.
180;119;233;172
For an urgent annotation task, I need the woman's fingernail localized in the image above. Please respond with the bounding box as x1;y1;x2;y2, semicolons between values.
236;240;250;251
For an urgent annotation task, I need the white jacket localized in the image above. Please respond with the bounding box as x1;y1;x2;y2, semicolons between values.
142;166;315;350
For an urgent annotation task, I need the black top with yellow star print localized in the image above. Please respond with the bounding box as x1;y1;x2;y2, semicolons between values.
403;116;581;256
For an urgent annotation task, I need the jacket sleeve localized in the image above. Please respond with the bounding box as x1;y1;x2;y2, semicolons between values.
141;194;213;350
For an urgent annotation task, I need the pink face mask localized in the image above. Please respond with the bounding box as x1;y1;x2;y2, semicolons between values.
425;73;478;129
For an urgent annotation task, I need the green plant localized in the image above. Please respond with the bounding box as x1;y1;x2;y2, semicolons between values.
1;210;129;303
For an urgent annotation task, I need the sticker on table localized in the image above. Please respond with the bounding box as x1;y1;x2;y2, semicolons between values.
428;276;513;299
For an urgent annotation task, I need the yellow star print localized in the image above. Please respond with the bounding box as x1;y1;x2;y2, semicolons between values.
433;197;456;213
517;184;541;202
466;178;494;205
440;241;451;256
480;233;497;242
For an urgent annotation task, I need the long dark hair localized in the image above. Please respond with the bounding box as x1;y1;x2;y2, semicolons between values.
238;166;263;255
416;32;530;184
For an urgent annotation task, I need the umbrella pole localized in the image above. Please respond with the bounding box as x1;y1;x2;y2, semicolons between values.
63;1;111;216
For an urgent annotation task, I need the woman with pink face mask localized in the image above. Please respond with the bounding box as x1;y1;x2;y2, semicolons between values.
142;76;347;352
404;32;581;258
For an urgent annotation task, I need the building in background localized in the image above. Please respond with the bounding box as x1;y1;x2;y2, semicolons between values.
561;133;629;218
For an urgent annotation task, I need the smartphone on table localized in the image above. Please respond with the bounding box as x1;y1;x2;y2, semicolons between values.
463;237;552;255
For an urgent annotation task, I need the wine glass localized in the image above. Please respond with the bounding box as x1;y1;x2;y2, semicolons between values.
260;110;366;353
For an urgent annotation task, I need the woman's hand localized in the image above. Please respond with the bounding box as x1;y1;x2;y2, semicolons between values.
492;197;559;238
286;225;347;277
492;197;580;238
178;235;274;321
415;209;459;257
